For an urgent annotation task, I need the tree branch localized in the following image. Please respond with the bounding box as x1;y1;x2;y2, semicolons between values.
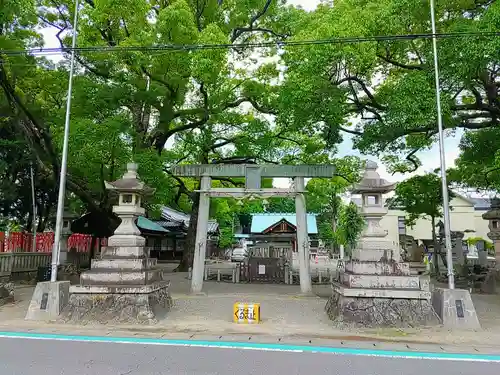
376;53;423;71
231;0;283;42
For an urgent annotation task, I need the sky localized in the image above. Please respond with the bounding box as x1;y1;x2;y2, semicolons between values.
39;0;462;187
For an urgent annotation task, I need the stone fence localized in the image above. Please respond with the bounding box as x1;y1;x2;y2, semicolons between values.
0;251;90;280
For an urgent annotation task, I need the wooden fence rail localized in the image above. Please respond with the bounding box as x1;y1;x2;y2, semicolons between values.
0;251;90;278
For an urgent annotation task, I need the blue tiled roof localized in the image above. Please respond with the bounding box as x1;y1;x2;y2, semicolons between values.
250;213;318;234
137;216;169;233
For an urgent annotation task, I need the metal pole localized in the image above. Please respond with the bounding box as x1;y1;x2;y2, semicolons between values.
50;0;79;282
430;0;454;289
30;164;37;252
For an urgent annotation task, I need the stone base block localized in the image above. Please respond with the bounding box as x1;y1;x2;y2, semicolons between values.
340;273;424;290
356;239;399;252
61;282;172;324
91;257;157;271
0;282;14;306
431;288;480;330
79;268;163;286
345;260;411;276
351;248;397;262
101;246;147;258
107;235;145;247
480;269;500;294
325;291;439;328
25;281;70;321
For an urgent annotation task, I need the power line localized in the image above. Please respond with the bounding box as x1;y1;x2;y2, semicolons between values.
1;31;499;57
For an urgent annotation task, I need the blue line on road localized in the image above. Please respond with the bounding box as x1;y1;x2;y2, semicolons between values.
0;331;499;363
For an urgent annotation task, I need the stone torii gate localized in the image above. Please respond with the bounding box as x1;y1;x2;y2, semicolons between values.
171;164;336;294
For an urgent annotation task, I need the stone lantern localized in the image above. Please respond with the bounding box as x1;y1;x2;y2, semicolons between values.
63;162;172;324
483;197;500;266
104;162;155;246
352;160;396;245
51;208;77;264
325;160;438;327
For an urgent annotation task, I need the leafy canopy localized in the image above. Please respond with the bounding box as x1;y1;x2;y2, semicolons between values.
279;0;500;174
388;174;455;226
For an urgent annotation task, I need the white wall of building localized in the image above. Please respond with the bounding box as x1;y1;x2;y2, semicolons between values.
376;195;490;243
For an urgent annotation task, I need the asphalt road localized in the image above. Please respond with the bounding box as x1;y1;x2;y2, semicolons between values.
0;336;499;375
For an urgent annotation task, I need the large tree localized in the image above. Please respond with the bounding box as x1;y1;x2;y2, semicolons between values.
1;2;288;236
278;0;500;173
448;128;500;194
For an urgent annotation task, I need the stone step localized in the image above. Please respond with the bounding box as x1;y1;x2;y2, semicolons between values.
333;282;432;299
90;258;157;271
340;273;429;291
351;248;399;262
70;281;171;295
100;246;148;259
345;260;411;276
80;268;163;286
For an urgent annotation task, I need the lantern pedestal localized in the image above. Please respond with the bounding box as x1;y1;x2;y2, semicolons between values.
326;161;439;327
60;163;172;324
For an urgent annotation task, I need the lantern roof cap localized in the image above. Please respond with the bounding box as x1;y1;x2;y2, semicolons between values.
104;163;155;195
351;160;396;194
482;196;500;220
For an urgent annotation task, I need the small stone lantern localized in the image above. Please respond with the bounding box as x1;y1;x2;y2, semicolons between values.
104;163;155;247
482;197;500;267
351;160;396;239
51;208;77;264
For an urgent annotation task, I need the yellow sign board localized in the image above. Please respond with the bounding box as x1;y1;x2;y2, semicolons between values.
233;302;261;324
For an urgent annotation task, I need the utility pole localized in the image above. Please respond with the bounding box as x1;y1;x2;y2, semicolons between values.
430;0;454;289
30;164;37;252
50;0;79;282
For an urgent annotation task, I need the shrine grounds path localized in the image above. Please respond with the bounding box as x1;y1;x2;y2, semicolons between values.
1;334;500;375
2;266;500;354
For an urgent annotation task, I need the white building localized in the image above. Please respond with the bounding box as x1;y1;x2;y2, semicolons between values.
352;195;491;244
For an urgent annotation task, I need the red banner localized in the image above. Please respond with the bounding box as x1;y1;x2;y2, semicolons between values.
0;232;106;253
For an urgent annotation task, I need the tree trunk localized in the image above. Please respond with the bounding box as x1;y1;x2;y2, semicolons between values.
331;216;337;254
177;190;200;272
431;216;440;274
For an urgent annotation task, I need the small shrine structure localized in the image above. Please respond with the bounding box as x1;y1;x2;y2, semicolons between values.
326;161;438;327
483;197;500;266
481;197;500;293
62;163;172;323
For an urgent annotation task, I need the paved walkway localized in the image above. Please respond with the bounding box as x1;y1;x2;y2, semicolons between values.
2;270;500;350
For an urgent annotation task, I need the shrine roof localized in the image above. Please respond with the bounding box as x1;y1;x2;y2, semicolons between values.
137;216;169;233
159;206;219;234
250;213;318;234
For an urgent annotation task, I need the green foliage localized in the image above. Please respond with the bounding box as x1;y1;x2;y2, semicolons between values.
388;174;455;226
306;156;363;247
465;236;495;256
336;202;365;253
279;0;500;173
266;198;295;213
448;128;500;193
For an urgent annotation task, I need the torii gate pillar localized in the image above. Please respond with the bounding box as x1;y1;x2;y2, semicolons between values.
192;174;211;294
171;164;336;294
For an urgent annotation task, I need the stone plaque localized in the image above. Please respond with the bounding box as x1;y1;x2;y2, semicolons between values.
245;166;261;189
455;299;465;318
258;265;266;275
40;292;49;310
